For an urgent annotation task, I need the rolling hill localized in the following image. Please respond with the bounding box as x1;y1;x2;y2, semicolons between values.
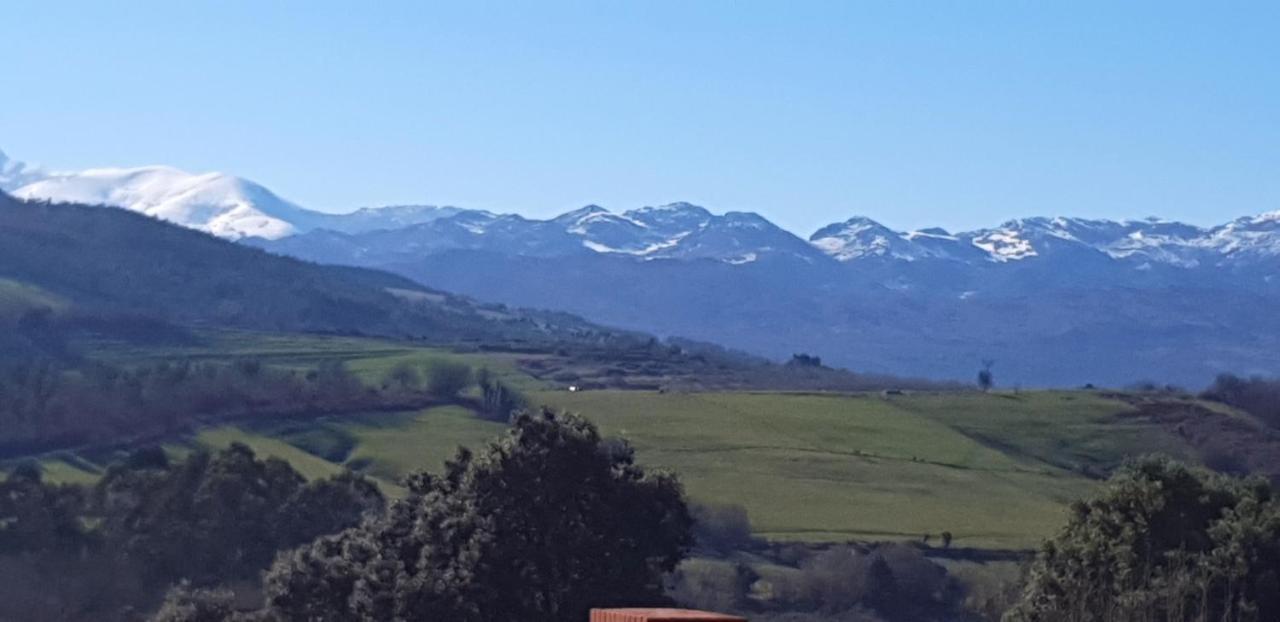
0;191;637;356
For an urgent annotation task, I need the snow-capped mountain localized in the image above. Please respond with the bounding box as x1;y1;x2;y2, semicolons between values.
6;149;1275;268
808;214;1280;268
10;165;318;239
5;147;1280;386
0;151;458;240
810;217;967;261
259;201;825;265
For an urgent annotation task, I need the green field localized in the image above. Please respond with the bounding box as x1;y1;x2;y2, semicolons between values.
532;391;1198;549
34;388;1203;550
19;332;1216;550
77;329;545;389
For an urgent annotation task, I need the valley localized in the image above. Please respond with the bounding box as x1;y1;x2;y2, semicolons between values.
20;328;1254;553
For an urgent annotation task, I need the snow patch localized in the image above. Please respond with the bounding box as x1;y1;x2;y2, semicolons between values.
971;230;1038;261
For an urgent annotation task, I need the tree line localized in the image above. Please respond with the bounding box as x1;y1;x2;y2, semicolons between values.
0;356;525;457
1202;373;1280;431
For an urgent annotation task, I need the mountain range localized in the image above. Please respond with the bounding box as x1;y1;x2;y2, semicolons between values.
5;150;1278;386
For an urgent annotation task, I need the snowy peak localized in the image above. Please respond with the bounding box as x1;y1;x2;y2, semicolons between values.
806;211;1280;268
12;165;311;239
809;216;922;261
310;204;468;234
623;202;714;232
7;148;1279;269
807;217;984;262
2;150;467;240
552;203;819;263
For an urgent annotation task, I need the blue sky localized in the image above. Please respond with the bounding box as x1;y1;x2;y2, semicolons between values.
3;1;1277;234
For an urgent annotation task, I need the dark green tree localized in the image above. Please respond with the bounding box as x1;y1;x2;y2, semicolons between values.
978;360;995;392
261;408;693;622
150;583;238;622
1005;456;1280;622
383;361;422;394
423;360;473;399
96;443;382;587
476;367;527;421
0;464;92;555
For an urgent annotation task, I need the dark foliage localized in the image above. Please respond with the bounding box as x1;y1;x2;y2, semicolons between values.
788;354;824;368
95;444;384;587
0;358;385;455
423;359;472;398
691;502;759;555
258;408;693;622
1203;373;1280;430
0;445;382;622
475;367;528;421
1006;456;1280;622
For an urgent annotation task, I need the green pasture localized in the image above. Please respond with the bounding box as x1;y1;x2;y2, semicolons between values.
23;374;1203;550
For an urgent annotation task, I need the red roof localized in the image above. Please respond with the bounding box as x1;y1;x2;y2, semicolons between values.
590;608;747;622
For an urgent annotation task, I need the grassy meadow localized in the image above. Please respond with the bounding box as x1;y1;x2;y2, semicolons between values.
30;327;1210;551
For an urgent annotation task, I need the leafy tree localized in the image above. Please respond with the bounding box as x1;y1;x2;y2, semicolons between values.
0;464;92;555
788;353;823;368
476;367;527;421
1202;373;1280;429
423;359;473;399
95;443;382;587
978;360;995;392
261;408;693;622
1005;456;1280;622
690;502;757;554
383;361;422;393
150;583;238;622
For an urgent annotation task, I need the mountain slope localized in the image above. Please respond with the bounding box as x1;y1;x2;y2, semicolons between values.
246;204;1280;387
9;149;1280;386
11;165;318;239
0;152;463;240
0;192;623;348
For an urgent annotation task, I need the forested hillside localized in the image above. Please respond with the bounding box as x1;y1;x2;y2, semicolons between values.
0;193;638;357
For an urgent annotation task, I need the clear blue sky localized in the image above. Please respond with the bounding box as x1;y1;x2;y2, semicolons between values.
3;1;1277;234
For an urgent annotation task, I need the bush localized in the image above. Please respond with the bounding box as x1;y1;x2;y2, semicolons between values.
669;559;756;613
691;502;757;553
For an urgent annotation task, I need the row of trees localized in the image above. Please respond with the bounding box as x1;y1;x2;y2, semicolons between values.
0;445;383;621
0;356;505;457
0;359;372;453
